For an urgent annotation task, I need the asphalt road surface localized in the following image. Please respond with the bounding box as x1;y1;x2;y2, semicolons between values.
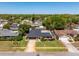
0;52;79;56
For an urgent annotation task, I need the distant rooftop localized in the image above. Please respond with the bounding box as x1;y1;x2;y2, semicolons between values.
10;23;19;30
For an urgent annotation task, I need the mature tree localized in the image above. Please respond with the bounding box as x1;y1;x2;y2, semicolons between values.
19;24;31;36
43;16;65;30
74;34;79;41
3;23;10;29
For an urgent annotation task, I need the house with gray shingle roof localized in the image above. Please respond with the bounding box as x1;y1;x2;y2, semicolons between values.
0;20;8;29
27;28;55;39
0;29;19;37
10;23;19;30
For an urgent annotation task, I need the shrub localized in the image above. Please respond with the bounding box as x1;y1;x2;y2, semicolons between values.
40;38;47;41
49;38;55;41
74;34;79;41
3;23;10;29
0;35;23;41
16;35;23;41
69;40;73;42
40;38;55;41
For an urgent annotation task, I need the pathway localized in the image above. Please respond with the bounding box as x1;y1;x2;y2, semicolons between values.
59;36;79;53
25;39;36;52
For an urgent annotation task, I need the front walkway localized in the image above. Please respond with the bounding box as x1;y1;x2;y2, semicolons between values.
59;36;79;53
25;39;36;53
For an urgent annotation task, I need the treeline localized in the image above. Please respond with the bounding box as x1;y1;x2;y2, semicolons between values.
42;14;79;30
0;14;79;30
0;14;79;20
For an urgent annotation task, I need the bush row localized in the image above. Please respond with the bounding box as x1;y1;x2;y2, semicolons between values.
40;38;55;41
0;35;23;41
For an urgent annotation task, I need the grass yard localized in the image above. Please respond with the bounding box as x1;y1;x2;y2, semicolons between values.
0;36;28;51
0;41;14;48
18;36;28;47
36;40;67;52
36;40;65;47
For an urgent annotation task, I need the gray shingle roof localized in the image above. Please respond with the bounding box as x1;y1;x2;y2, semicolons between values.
41;32;52;38
11;23;19;28
10;23;19;30
28;29;53;38
28;29;41;38
0;29;19;36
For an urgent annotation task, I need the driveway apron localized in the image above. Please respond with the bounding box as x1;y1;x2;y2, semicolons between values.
59;36;79;53
25;39;36;52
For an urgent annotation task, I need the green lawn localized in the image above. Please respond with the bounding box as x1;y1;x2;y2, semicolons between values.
36;40;65;47
36;40;67;52
18;36;28;47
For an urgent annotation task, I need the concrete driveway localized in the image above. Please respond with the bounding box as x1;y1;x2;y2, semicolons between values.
59;36;79;53
25;39;36;53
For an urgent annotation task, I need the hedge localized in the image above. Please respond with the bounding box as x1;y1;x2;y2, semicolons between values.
0;35;23;41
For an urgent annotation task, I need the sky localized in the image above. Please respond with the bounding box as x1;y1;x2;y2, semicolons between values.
0;2;79;14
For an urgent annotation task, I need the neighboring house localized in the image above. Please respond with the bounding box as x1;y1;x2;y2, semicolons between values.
21;19;42;27
35;25;46;30
0;20;8;24
0;20;8;29
10;23;19;30
54;30;78;37
66;23;78;29
73;25;79;33
0;29;19;37
31;20;42;27
27;28;55;39
21;19;32;25
0;23;3;29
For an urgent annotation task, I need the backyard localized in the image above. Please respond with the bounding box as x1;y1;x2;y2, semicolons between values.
35;40;68;52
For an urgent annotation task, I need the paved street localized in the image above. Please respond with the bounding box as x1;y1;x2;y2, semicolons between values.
0;52;79;56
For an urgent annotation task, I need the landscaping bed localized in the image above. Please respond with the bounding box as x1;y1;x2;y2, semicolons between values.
35;40;68;52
